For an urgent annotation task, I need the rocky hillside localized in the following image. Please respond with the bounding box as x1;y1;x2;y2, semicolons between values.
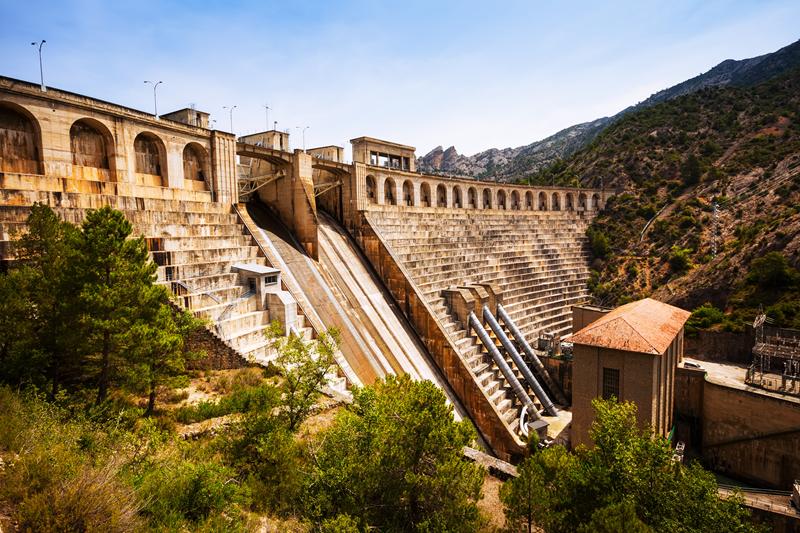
419;39;800;183
542;67;800;330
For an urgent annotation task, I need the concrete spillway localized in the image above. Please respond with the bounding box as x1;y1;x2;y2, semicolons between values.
244;201;466;419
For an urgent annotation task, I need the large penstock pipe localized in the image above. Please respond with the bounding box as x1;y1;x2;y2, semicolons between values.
468;311;541;422
497;303;569;406
483;305;558;416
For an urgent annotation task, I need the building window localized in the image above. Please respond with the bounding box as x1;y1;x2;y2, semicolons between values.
602;367;620;400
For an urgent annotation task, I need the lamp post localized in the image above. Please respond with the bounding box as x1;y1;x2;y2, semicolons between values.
223;105;237;134
263;104;271;131
31;40;46;92
144;80;163;118
296;126;309;151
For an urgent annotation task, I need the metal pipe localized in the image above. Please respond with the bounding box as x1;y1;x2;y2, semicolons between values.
497;303;568;405
468;311;541;422
484;305;558;416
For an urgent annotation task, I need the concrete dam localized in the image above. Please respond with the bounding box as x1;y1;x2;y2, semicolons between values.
0;76;612;460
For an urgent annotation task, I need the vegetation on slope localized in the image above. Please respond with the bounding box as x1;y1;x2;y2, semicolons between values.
533;67;800;329
501;398;763;533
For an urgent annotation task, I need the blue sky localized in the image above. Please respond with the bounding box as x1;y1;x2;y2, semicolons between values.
1;0;798;158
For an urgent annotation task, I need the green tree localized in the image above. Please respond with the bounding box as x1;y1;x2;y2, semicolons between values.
682;153;702;185
668;245;693;273
305;374;485;531
266;322;339;431
75;206;162;404
130;300;203;415
501;398;763;533
747;251;798;289
10;204;82;396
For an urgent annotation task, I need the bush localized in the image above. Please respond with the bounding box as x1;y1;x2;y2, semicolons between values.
747;252;798;289
669;246;693;273
174;382;278;424
587;227;611;259
17;463;142;533
137;457;249;527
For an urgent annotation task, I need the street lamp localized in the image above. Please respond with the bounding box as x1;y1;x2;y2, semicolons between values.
263;104;271;131
223;105;237;134
144;80;163;118
296;126;309;151
31;40;46;92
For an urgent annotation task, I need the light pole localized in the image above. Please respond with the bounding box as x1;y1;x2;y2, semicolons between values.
223;105;237;134
31;40;46;92
296;126;309;151
263;104;271;131
144;80;163;118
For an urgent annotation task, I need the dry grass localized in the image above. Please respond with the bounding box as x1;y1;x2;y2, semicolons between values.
477;473;507;532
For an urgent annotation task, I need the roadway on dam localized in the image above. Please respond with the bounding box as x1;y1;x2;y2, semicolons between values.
244;201;467;420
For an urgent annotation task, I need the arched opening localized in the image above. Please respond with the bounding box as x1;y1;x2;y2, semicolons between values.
468;187;477;209
510;190;520;210
578;192;587;210
565;192;574;210
384;177;396;205
525;191;533;210
366;175;376;204
592;193;600;210
70;119;112;175
0;102;42;174
453;186;462;208
436;184;447;207
402;179;414;206
551;192;561;211
482;188;492;209
497;190;507;210
538;191;548;211
134;132;167;186
183;143;209;191
421;182;432;207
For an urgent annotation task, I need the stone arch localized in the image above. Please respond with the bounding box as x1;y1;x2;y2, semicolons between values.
468;186;477;209
482;188;492;209
436;184;447;207
525;191;533;210
421;182;432;207
551;192;561;211
497;190;507;210
134;132;167;185
366;175;377;204
592;193;600;210
0;101;43;174
538;191;548;211
183;142;209;185
453;185;463;208
384;177;396;205
402;179;414;206
510;190;520;210
70;118;113;174
578;192;587;210
565;192;574;210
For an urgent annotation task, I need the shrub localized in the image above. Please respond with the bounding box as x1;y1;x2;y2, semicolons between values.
17;463;142;533
747;252;798;289
587;227;611;259
669;246;693;273
174;382;278;424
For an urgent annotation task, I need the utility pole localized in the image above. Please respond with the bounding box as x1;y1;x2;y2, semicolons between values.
31;40;46;92
144;80;163;118
263;104;271;131
223;105;237;134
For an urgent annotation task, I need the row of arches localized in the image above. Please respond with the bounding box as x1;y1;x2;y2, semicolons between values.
365;175;600;211
0;101;209;186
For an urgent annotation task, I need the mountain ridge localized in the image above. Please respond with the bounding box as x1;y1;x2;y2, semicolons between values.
418;38;800;182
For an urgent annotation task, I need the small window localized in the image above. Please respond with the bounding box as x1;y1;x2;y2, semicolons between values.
265;275;278;285
602;367;620;400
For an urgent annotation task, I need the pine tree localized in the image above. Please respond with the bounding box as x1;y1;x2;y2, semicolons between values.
75;206;161;404
130;299;203;415
11;204;82;396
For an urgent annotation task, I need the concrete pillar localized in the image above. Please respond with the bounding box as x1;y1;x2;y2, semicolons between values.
376;176;385;205
413;180;421;207
166;141;184;189
290;150;319;259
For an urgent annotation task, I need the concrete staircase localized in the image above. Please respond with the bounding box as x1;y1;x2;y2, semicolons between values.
0;171;312;366
365;208;593;438
366;209;593;341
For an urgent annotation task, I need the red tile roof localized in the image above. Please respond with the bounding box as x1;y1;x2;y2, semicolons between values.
569;298;691;355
